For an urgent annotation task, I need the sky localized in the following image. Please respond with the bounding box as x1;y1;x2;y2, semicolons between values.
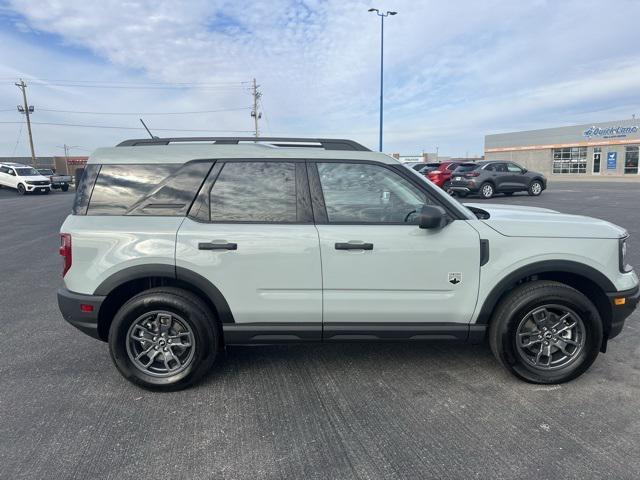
0;0;639;158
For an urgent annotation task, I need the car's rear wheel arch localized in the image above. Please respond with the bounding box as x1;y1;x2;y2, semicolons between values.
477;261;614;342
95;266;234;342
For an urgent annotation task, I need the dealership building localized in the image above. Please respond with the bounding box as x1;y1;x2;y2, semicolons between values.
485;119;640;177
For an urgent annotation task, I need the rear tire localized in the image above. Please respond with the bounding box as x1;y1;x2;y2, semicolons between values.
480;182;494;199
528;180;543;196
108;287;220;391
17;184;26;195
489;281;602;384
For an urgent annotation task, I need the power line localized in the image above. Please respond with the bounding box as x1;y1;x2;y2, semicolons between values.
0;120;254;133
35;106;251;115
11;122;24;156
8;81;249;90
0;77;251;86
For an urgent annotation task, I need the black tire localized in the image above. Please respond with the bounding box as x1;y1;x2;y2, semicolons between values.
504;192;514;196
457;191;468;198
528;180;543;196
17;184;26;195
61;185;69;192
108;287;220;391
43;189;50;195
489;280;602;384
480;182;494;199
442;181;451;192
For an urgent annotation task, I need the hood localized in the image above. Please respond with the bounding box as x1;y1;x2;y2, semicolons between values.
463;202;627;239
21;174;51;182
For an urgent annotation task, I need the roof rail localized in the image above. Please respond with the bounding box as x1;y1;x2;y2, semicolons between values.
116;137;371;151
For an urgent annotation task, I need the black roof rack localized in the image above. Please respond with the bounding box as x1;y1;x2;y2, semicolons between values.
116;137;371;151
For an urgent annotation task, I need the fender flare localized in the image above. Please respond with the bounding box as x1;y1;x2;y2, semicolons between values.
475;260;616;324
94;264;235;324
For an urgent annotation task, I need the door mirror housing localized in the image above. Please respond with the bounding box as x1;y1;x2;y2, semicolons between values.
418;205;448;229
522;168;528;174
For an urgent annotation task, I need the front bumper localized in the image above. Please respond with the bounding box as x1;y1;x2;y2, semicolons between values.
25;184;51;192
606;285;639;339
57;288;106;340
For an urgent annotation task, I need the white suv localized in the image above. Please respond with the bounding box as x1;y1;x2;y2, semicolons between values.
57;137;639;390
0;162;52;194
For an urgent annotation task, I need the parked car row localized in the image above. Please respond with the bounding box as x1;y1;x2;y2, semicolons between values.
406;160;547;198
0;162;72;194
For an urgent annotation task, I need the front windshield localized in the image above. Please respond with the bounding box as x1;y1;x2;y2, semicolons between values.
38;169;53;175
15;168;41;176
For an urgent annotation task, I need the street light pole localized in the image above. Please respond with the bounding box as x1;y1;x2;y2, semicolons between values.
368;8;397;152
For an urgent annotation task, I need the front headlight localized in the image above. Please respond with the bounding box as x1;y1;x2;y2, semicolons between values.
619;236;632;273
26;181;35;185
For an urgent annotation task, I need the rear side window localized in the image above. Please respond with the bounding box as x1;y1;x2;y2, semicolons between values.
72;164;101;215
455;163;479;172
86;162;211;216
209;162;298;222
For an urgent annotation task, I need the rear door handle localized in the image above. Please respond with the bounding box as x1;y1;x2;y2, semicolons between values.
198;241;237;250
335;242;374;251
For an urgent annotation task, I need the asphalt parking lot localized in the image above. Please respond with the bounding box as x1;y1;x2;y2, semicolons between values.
0;182;639;480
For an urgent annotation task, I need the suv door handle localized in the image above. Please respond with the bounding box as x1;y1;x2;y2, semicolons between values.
335;242;374;251
198;241;238;251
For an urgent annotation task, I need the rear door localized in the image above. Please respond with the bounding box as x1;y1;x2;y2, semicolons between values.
309;161;481;340
176;160;322;341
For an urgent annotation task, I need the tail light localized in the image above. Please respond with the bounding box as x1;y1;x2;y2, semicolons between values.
464;172;481;177
59;233;72;276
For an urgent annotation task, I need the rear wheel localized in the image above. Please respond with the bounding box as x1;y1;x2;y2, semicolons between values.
480;182;494;199
528;180;543;196
489;281;602;384
17;184;26;195
109;287;220;391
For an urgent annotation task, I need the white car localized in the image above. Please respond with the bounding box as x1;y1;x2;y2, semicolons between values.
0;162;52;194
57;137;638;391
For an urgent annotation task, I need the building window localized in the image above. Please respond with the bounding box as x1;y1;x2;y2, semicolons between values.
552;147;587;174
593;147;601;174
624;146;639;174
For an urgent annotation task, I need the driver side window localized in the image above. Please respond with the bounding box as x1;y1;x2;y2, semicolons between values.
317;162;430;224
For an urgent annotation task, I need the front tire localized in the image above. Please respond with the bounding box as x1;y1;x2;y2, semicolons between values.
61;185;69;192
109;287;220;391
480;182;494;199
17;184;26;195
528;180;543;196
489;281;602;384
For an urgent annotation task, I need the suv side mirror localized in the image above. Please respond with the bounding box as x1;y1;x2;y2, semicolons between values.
418;205;448;229
522;168;528;174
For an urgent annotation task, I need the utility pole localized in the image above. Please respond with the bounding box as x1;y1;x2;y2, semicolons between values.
250;78;262;138
56;144;80;175
15;79;37;167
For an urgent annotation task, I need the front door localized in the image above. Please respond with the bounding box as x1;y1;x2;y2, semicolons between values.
175;160;322;342
310;161;481;340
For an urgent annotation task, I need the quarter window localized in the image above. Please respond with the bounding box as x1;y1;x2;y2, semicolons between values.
317;162;429;224
209;162;298;222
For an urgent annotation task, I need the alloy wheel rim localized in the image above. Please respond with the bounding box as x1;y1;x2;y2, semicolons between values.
126;311;195;377
483;185;493;197
515;304;586;370
532;182;542;194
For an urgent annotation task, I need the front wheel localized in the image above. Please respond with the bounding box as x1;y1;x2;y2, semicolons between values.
17;184;26;195
61;185;69;192
480;182;494;199
528;180;543;196
489;281;602;384
109;287;220;391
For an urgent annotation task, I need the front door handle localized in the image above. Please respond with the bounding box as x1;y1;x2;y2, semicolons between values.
335;242;374;251
198;241;237;251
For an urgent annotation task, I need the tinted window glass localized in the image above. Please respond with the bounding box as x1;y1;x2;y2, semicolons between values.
73;164;101;215
88;164;180;215
209;162;297;222
317;162;429;224
455;163;479;172
507;163;523;173
492;163;507;172
126;161;213;216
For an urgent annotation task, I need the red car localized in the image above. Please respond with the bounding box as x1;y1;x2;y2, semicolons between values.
423;162;462;190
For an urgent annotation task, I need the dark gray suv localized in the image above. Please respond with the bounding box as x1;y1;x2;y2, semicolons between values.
449;160;546;199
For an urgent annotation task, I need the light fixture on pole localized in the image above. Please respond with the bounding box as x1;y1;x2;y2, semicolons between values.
368;8;397;152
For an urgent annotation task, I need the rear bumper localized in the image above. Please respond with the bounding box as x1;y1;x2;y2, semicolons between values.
450;185;478;194
57;288;106;340
607;285;639;339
